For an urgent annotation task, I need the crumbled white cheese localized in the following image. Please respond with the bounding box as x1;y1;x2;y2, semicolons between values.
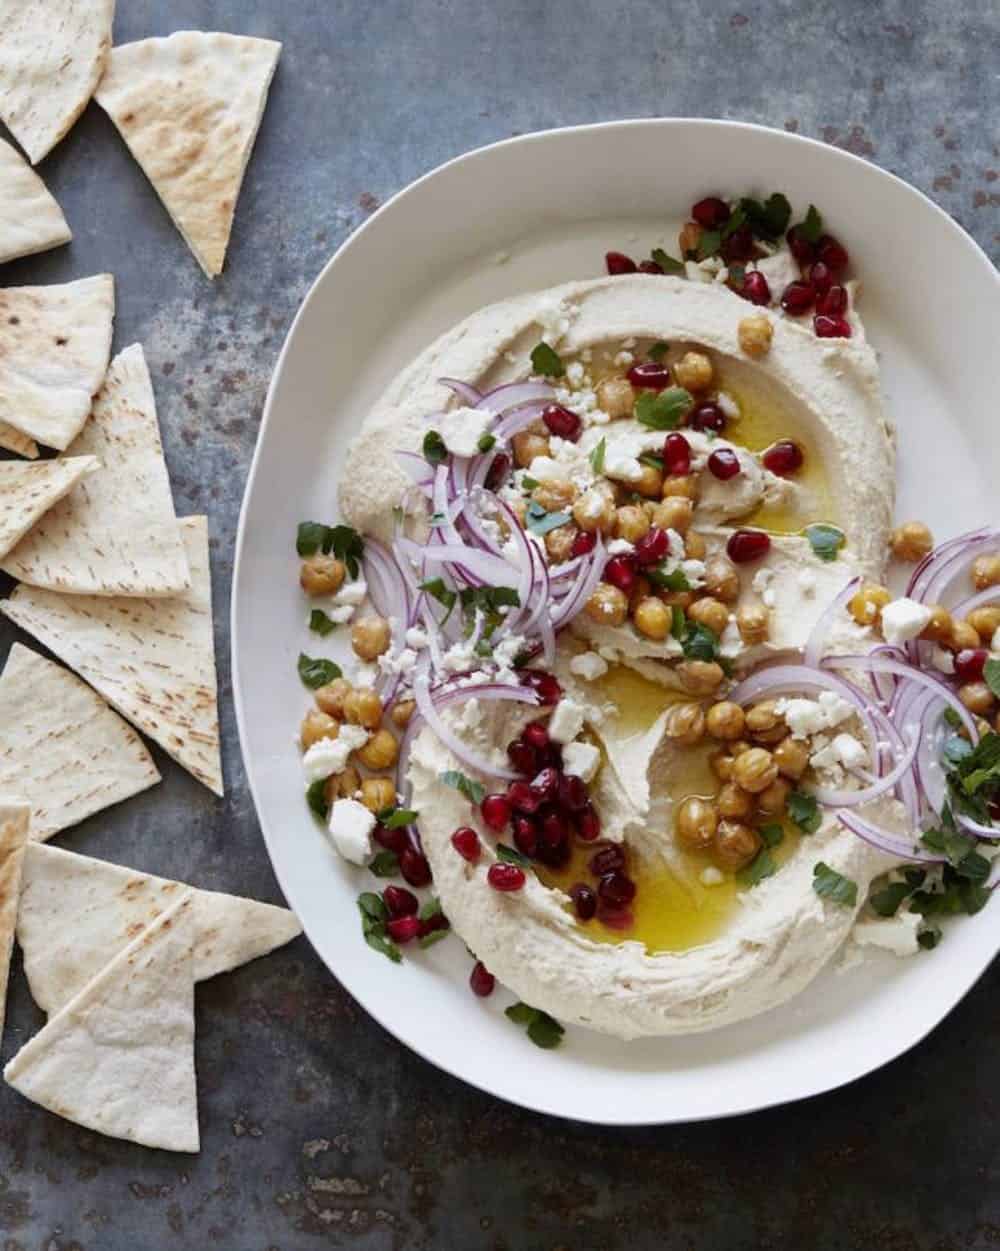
604;453;643;483
327;604;355;624
351;661;378;688
434;406;493;458
613;350;634;368
302;725;370;780
853;909;921;957
561;739;600;783
576;490;608;522
880;598;932;646
441;639;476;673
719;618;744;659
750;247;799;299
405;626;428;650
812;731;867;773
527;455;570;482
777;691;856;738
327;798;376;866
335;579;367;607
607;538;635;556
681;559;706;588
700;866;725;887
931;646;955;675
717;391;740;421
380;646;418;676
536;297;577;347
548;697;586;745
666;528;685;561
565;360;585;386
569;651;609;680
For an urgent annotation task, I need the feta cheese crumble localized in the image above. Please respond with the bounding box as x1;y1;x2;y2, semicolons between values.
561;739;600;783
302;725;370;779
327;798;376;865
569;651;609;681
880;598;932;646
776;691;855;738
547;697;586;745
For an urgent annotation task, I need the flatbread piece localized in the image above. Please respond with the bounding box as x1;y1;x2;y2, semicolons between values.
0;800;29;1046
0;136;72;263
0;455;98;561
0;423;38;459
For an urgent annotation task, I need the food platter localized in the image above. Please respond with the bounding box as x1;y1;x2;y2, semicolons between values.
232;119;1000;1124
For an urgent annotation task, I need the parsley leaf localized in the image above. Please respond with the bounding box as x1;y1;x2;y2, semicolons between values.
647;565;691;593
651;248;685;276
296;521;329;556
418;896;443;921
917;926;942;950
696;229;722;260
812;861;858;907
869;880;912;917
420;576;458;624
439;769;486;805
309;608;336;637
805;523;846;563
477;432;497;453
670;605;686;640
737;848;777;887
758;823;784;848
788;791;821;834
496;843;532;867
530;342;565;378
985;658;1000;700
943;707;963;731
306;777;329;820
423;430;448;465
638;452;665;471
798;204;823;244
369;851;401;878
298;653;342;689
296;522;364;577
634;387;693;431
419;928;450;949
521;475;539;491
738;193;792;239
525;501;572;536
681;621;720;661
589;437;607;475
504;1002;565;1049
357;891;401;963
358;891;389;924
377;807;417;829
647;340;670;360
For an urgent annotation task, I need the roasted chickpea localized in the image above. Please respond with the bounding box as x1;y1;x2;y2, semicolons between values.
684;530;708;559
673;350;714;392
360;777;396;813
745;700;786;744
958;682;996;716
738;314;773;359
949;620;981;652
710;750;736;781
391;699;415;729
344;687;383;729
732;746;779;794
967;606;1000;643
300;554;346;596
315;676;353;719
717;782;754;820
325;765;361;803
662;474;700;501
890;521;933;563
678;220;702;257
533;478;577;512
652;496;694;535
512;430;550;468
919;604;953;643
633;463;664;499
773;735;810;780
351;615;391;661
737;602;770;645
544;523;578;564
664;702;706;746
706;701;745;741
585;582;629;627
972;554;1000;591
573;487;617;534
713;820;763;870
676;796;718;851
595;376;636;420
633;596;672;640
615;505;650;544
757;776;791;816
729;739;753;756
849;583;890;627
677;660;725;695
704;556;740;604
357;728;399;770
657;589;695;611
688;596;730;635
300;709;339;749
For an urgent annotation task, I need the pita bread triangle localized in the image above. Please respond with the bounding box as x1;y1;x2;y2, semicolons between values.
18;842;301;1016
5;890;200;1153
2;516;223;794
95;31;281;278
1;344;190;596
0;274;114;450
0;800;30;1046
0;643;160;840
0;0;115;164
0;423;39;459
0;136;72;263
0;455;98;562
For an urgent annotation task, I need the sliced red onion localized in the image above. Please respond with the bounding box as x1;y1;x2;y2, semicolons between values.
809;727;919;808
412;670;537;780
396;450;435;492
493;399;554;441
803;576;860;669
821;654;980;742
440;378;483;407
949;585;1000;621
955;813;1000;841
906;526;998;602
551;539;606;629
475;380;555;415
835;809;945;864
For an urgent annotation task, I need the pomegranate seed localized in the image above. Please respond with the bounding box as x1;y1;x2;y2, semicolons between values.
484;451;511;491
708;448;741;480
399;848;432;887
955;648;988;682
780;280;815;315
638;259;663;274
721;223;754;262
727;529;771;563
558;773;589;813
542;404;582;441
512;814;539;857
741;270;771;305
480;793;511;831
692;196;731;229
817;234;849;272
539;742;564;771
522;721;550;751
383;885;419;917
814;314;852;339
506;738;538;775
786;225;817;265
634;526;670;567
663;432;692;476
570;530;596;558
589;843;625;876
386;915;422;943
520;670;562;705
604;554;638;593
762;439;804;476
597;902;633;930
541;808;568;848
606;250;637;275
469;960;495;996
420;912;449;936
531;766;561;803
809;260;833;296
816;284;848;316
507;780;541;815
570;882;598;920
535;840;570;869
598;871;637;906
576;802;601;841
488;863;526;892
689;401;726;433
373;823;407;853
627;361;672;391
451;827;481;862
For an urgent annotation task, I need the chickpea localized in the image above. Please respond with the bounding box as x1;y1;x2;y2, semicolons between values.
773;735;810;780
678;220;702;257
595;376;636;420
573;487;616;534
391;699;415;729
657;589;695;610
676;796;718;851
512;430;550;468
664;702;706;746
357;728;400;770
757;776;791;816
662;474;700;501
706;700;746;741
730;739;753;756
737;602;770;645
533;478;577;512
684;530;707;559
634;463;664;499
352;615;392;661
634;596;672;640
738;314;773;359
849;583;890;627
688;596;730;635
652;496;694;534
360;777;397;814
300;554;346;596
890;521;933;563
745;700;786;744
344;687;383;729
673;350;714;392
710;750;736;781
325;765;361;803
315;676;353;719
615;505;651;544
713;820;763;870
629;575;652;611
704;556;740;604
972;554;1000;591
717;782;754;820
300;709;339;749
544;523;578;564
732;746;779;794
949;620;981;652
958;682;995;716
677;660;725;695
585;582;629;627
967;606;1000;642
919;604;953;644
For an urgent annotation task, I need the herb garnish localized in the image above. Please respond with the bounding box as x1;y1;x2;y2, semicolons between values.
525;501;572;536
634;387;693;431
651;248;684;276
869;880;912;918
521;475;539;491
589;437;607;474
306;778;329;820
420;576;458;624
738;848;777;887
369;850;401;878
496;843;532;867
670;605;686;640
759;823;784;848
696;229;722;260
505;1002;565;1049
358;892;402;963
298;653;342;689
440;769;486;805
477;432;497;453
805;523;846;563
530;342;565;378
296;522;364;577
377;806;417;829
680;621;720;662
788;791;821;834
812;862;858;907
796;204;823;244
423;430;448;465
638;452;665;471
308;608;336;637
647;340;670;361
647;565;691;593
737;192;792;240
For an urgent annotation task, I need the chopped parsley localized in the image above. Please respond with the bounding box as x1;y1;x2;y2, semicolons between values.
459;585;520;643
737;848;777;888
420;576;458;623
758;823;784;848
358;892;401;963
589;437;607;475
812;862;858;907
796;204;824;244
670;605;686;640
680;620;720;662
647;340;670;360
525;501;572;536
369;850;401;878
788;791;821;834
296;521;364;577
298;653;342;689
520;475;540;492
638;452;665;471
377;806;417;829
805;523;846;563
696;229;722;260
530;342;565;378
477;432;497;454
308;608;336;637
869;880;912;918
496;843;532;867
634;387;693;431
505;1002;565;1049
306;777;329;820
647;565;691;593
650;248;684;276
422;429;448;465
945;730;1000;824
439;769;486;806
737;192;792;240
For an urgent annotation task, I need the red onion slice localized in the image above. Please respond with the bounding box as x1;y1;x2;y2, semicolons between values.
412;668;539;780
809;728;919;808
835;809;945;864
475;381;555;415
440;378;483;407
822;654;980;742
803;576;860;669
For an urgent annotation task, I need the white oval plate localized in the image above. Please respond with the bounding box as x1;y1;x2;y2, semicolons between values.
233;120;1000;1124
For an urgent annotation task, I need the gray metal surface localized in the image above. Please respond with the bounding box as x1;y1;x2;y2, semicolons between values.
0;1;997;1247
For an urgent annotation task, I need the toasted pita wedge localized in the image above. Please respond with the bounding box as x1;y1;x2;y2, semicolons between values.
0;644;160;840
0;274;114;451
2;345;189;595
96;31;281;277
0;455;97;561
5;891;199;1152
0;423;38;459
2;517;223;795
18;843;301;1015
0;800;29;1045
0;137;71;263
0;0;114;164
